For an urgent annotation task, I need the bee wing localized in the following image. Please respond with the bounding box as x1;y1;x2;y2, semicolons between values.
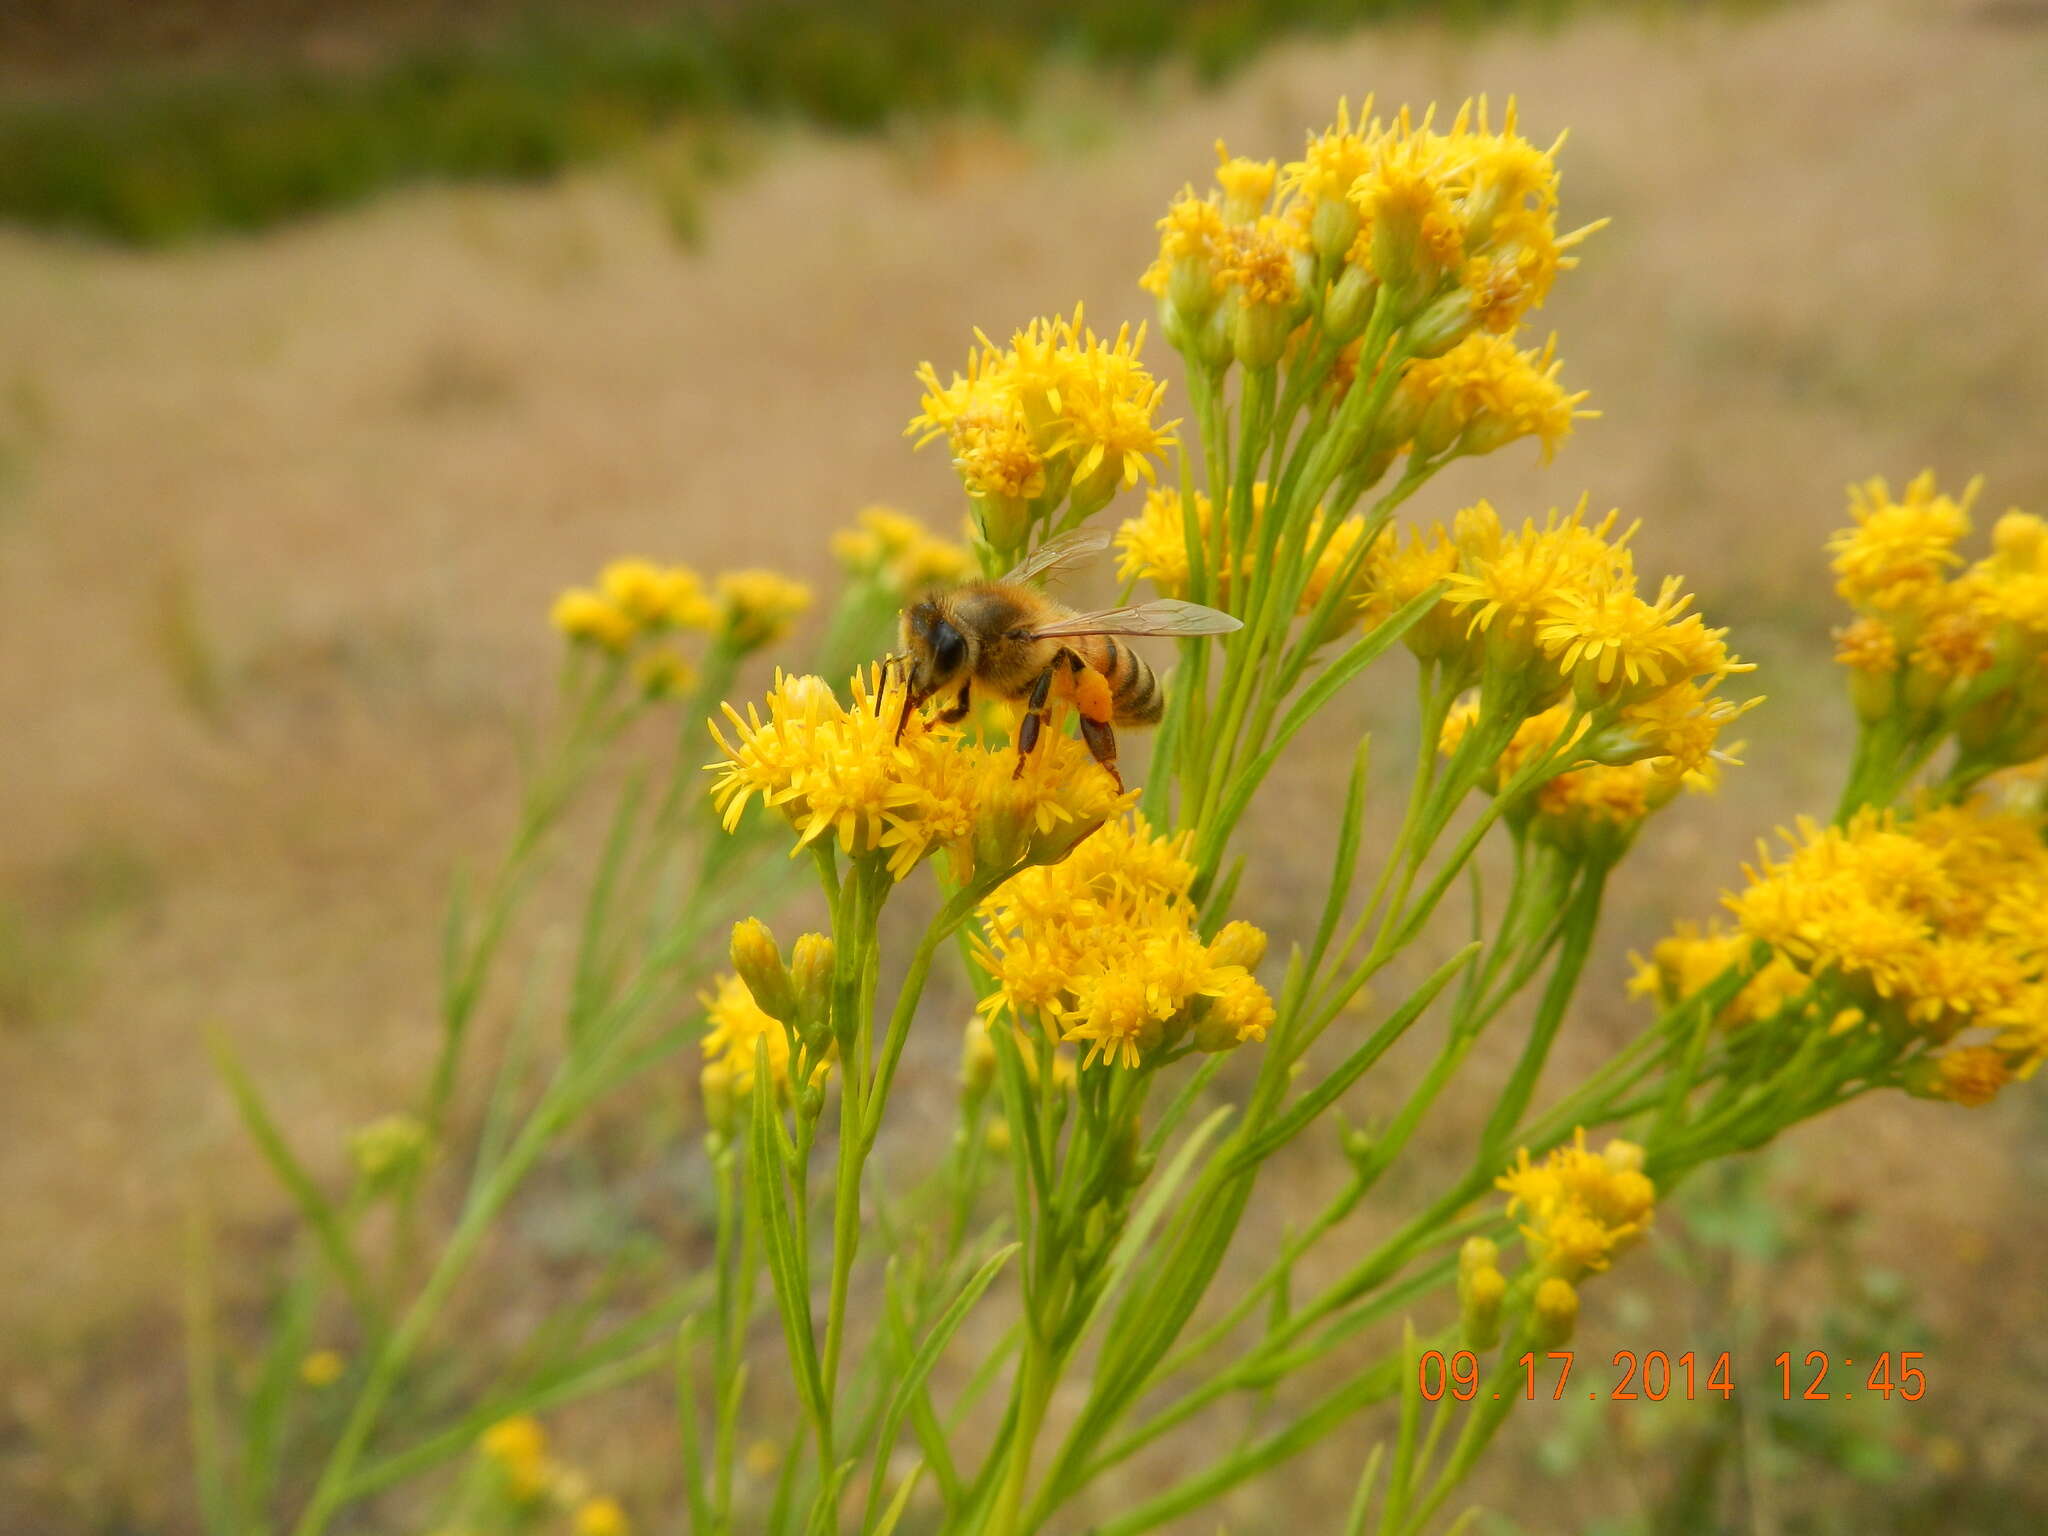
1001;528;1112;587
1030;599;1244;639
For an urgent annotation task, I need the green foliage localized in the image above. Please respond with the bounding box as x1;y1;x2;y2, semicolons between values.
1;0;1739;246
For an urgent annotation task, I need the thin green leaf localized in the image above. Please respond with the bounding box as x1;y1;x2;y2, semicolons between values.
1343;1442;1386;1536
863;1244;1017;1532
872;1463;925;1536
183;1200;230;1536
1230;942;1478;1174
1311;738;1372;976
206;1026;381;1331
677;1320;713;1536
751;1050;829;1444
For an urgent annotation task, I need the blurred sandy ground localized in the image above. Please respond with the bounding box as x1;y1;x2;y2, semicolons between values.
2;0;2046;1527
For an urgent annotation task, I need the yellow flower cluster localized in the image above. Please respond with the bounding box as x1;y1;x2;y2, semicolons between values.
553;557;714;650
699;972;802;1103
1386;500;1752;804
707;665;1131;882
974;816;1275;1069
1712;802;2048;1102
476;1417;628;1529
907;307;1179;552
551;557;811;695
1828;472;2048;769
1382;331;1592;466
831;505;974;599
1144;98;1601;386
1439;697;1731;853
1497;1131;1655;1280
1113;483;1372;622
1627;919;1815;1031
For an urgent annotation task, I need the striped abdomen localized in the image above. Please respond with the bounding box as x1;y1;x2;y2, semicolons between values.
1086;636;1163;726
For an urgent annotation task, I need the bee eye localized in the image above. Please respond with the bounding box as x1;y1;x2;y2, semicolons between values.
933;628;967;677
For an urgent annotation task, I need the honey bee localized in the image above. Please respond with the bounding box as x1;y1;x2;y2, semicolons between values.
892;529;1242;788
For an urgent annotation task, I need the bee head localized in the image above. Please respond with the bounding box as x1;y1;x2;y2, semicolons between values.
900;598;969;701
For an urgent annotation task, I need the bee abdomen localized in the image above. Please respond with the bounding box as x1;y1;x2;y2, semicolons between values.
1104;638;1164;726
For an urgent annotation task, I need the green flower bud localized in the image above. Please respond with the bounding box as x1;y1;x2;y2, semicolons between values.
730;918;798;1022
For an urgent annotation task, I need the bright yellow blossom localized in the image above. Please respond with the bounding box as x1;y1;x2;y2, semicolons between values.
707;665;1131;882
700;974;793;1100
909;308;1178;546
1390;333;1591;465
480;1416;551;1503
1497;1131;1655;1279
1627;920;1814;1030
1828;470;1978;614
1678;800;2048;1095
833;505;975;597
574;1496;631;1536
551;589;636;652
974;816;1273;1069
715;569;811;651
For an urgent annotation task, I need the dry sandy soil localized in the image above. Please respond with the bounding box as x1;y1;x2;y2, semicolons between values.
3;0;2046;1529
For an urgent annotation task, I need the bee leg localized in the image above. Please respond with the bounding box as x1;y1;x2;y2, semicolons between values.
893;666;927;742
1067;654;1123;790
1013;664;1059;776
936;680;973;725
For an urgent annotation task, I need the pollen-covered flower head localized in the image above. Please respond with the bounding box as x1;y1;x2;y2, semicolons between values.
1824;472;2048;771
1627;919;1815;1031
1715;802;2048;1080
1387;332;1592;466
974;815;1274;1070
908;308;1178;548
832;505;974;598
700;972;811;1103
1829;470;1978;614
1276;94;1593;328
551;557;727;668
1497;1130;1656;1280
707;665;1133;882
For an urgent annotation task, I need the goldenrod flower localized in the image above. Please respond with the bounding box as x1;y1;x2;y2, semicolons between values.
974;816;1273;1069
1213;139;1278;220
1441;499;1634;656
700;973;813;1101
1497;1131;1655;1280
1920;1046;2013;1107
1693;800;2048;1082
551;589;636;652
1828;470;1978;614
1115;485;1208;598
298;1349;345;1388
599;557;714;631
707;665;1131;882
480;1416;551;1503
909;308;1178;539
1393;332;1591;466
574;1496;631;1536
1115;483;1368;626
1140;187;1229;312
715;570;811;651
1627;920;1813;1030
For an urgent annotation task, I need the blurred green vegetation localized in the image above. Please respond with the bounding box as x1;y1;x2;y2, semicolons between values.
0;0;1752;245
